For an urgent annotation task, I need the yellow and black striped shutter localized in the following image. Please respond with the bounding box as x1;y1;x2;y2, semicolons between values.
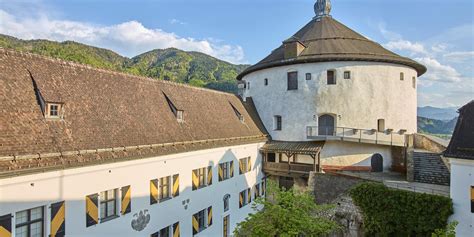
471;186;474;213
173;222;180;237
121;186;131;215
230;161;234;177
207;206;213;226
150;179;158;205
51;201;65;237
248;157;252;172
0;214;12;237
218;164;223;182
173;174;180;197
247;188;252;203
239;159;243;174
207;166;212;186
192;169;199;191
239;191;243;208
192;213;199;235
86;194;98;227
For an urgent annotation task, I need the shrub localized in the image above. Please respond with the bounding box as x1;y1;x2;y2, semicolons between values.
350;182;453;236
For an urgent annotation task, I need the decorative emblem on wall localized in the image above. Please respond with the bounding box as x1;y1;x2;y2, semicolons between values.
131;210;151;231
182;198;190;210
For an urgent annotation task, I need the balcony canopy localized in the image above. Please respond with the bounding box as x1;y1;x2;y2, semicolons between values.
260;141;325;156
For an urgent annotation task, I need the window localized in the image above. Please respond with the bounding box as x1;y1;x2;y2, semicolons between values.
192;208;211;234
264;78;268;86
152;224;175;237
164;93;184;122
412;76;416;89
267;153;276;162
247;82;250;90
239;157;251;175
15;206;44;237
100;189;118;221
471;186;474;213
176;110;184;123
327;70;336;85
192;167;211;190
45;103;62;119
239;189;251;208
159;176;171;201
344;71;351;79
155;226;170;237
305;73;312;80
223;194;231;212
400;72;404;81
254;183;261;199
197;167;206;188
377;119;385;132
223;215;230;237
219;162;231;181
287;71;298;90
274;115;282;131
230;103;244;123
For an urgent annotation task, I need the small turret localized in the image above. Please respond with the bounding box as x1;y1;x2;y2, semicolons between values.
314;0;331;19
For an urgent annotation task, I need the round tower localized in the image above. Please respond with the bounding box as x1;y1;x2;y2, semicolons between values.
240;0;426;172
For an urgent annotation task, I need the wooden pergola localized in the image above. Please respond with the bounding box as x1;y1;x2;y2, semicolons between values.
260;141;325;173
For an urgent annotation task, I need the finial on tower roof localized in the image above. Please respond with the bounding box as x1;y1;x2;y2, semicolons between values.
314;0;331;19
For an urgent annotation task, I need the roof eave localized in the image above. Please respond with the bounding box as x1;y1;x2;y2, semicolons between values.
237;57;427;80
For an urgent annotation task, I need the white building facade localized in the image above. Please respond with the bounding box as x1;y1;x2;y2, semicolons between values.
0;143;265;237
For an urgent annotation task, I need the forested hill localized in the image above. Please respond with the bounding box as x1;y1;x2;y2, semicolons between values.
0;34;248;93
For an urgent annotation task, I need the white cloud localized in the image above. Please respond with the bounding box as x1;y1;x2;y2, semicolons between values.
415;57;462;83
0;9;246;64
384;40;427;56
443;51;474;63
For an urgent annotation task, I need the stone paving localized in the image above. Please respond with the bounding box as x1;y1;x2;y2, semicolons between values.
335;171;450;197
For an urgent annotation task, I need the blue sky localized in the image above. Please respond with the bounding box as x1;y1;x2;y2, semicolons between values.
0;0;472;108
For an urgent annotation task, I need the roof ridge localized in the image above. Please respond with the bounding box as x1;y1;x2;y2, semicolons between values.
0;47;237;97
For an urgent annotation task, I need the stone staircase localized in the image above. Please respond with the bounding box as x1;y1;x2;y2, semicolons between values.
413;151;450;186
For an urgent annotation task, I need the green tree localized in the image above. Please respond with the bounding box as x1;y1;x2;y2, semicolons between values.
234;181;339;237
432;221;458;237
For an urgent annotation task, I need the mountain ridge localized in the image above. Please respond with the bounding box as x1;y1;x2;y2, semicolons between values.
0;34;249;93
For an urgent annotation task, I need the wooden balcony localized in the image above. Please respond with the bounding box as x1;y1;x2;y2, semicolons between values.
263;162;316;176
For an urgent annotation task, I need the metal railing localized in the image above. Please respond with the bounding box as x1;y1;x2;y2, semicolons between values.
306;126;406;146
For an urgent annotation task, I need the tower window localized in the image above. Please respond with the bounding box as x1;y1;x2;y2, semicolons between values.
412;77;416;89
247;82;250;90
377;119;385;132
264;78;268;86
344;71;351;79
400;72;404;81
327;70;336;85
274;115;282;131
287;72;298;90
45;103;63;119
306;73;312;80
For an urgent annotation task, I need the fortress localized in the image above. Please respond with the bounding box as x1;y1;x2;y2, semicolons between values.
0;1;433;237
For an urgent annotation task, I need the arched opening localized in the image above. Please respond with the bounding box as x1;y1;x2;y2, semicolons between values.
371;153;383;172
318;114;335;136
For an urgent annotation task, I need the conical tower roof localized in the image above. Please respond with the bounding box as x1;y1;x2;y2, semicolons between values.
238;13;426;80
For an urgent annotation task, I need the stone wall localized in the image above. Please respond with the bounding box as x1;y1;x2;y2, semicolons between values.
308;172;363;204
308;172;365;236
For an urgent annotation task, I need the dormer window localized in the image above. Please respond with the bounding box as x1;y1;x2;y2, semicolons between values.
230;103;245;123
45;103;63;119
163;93;184;123
400;72;404;81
